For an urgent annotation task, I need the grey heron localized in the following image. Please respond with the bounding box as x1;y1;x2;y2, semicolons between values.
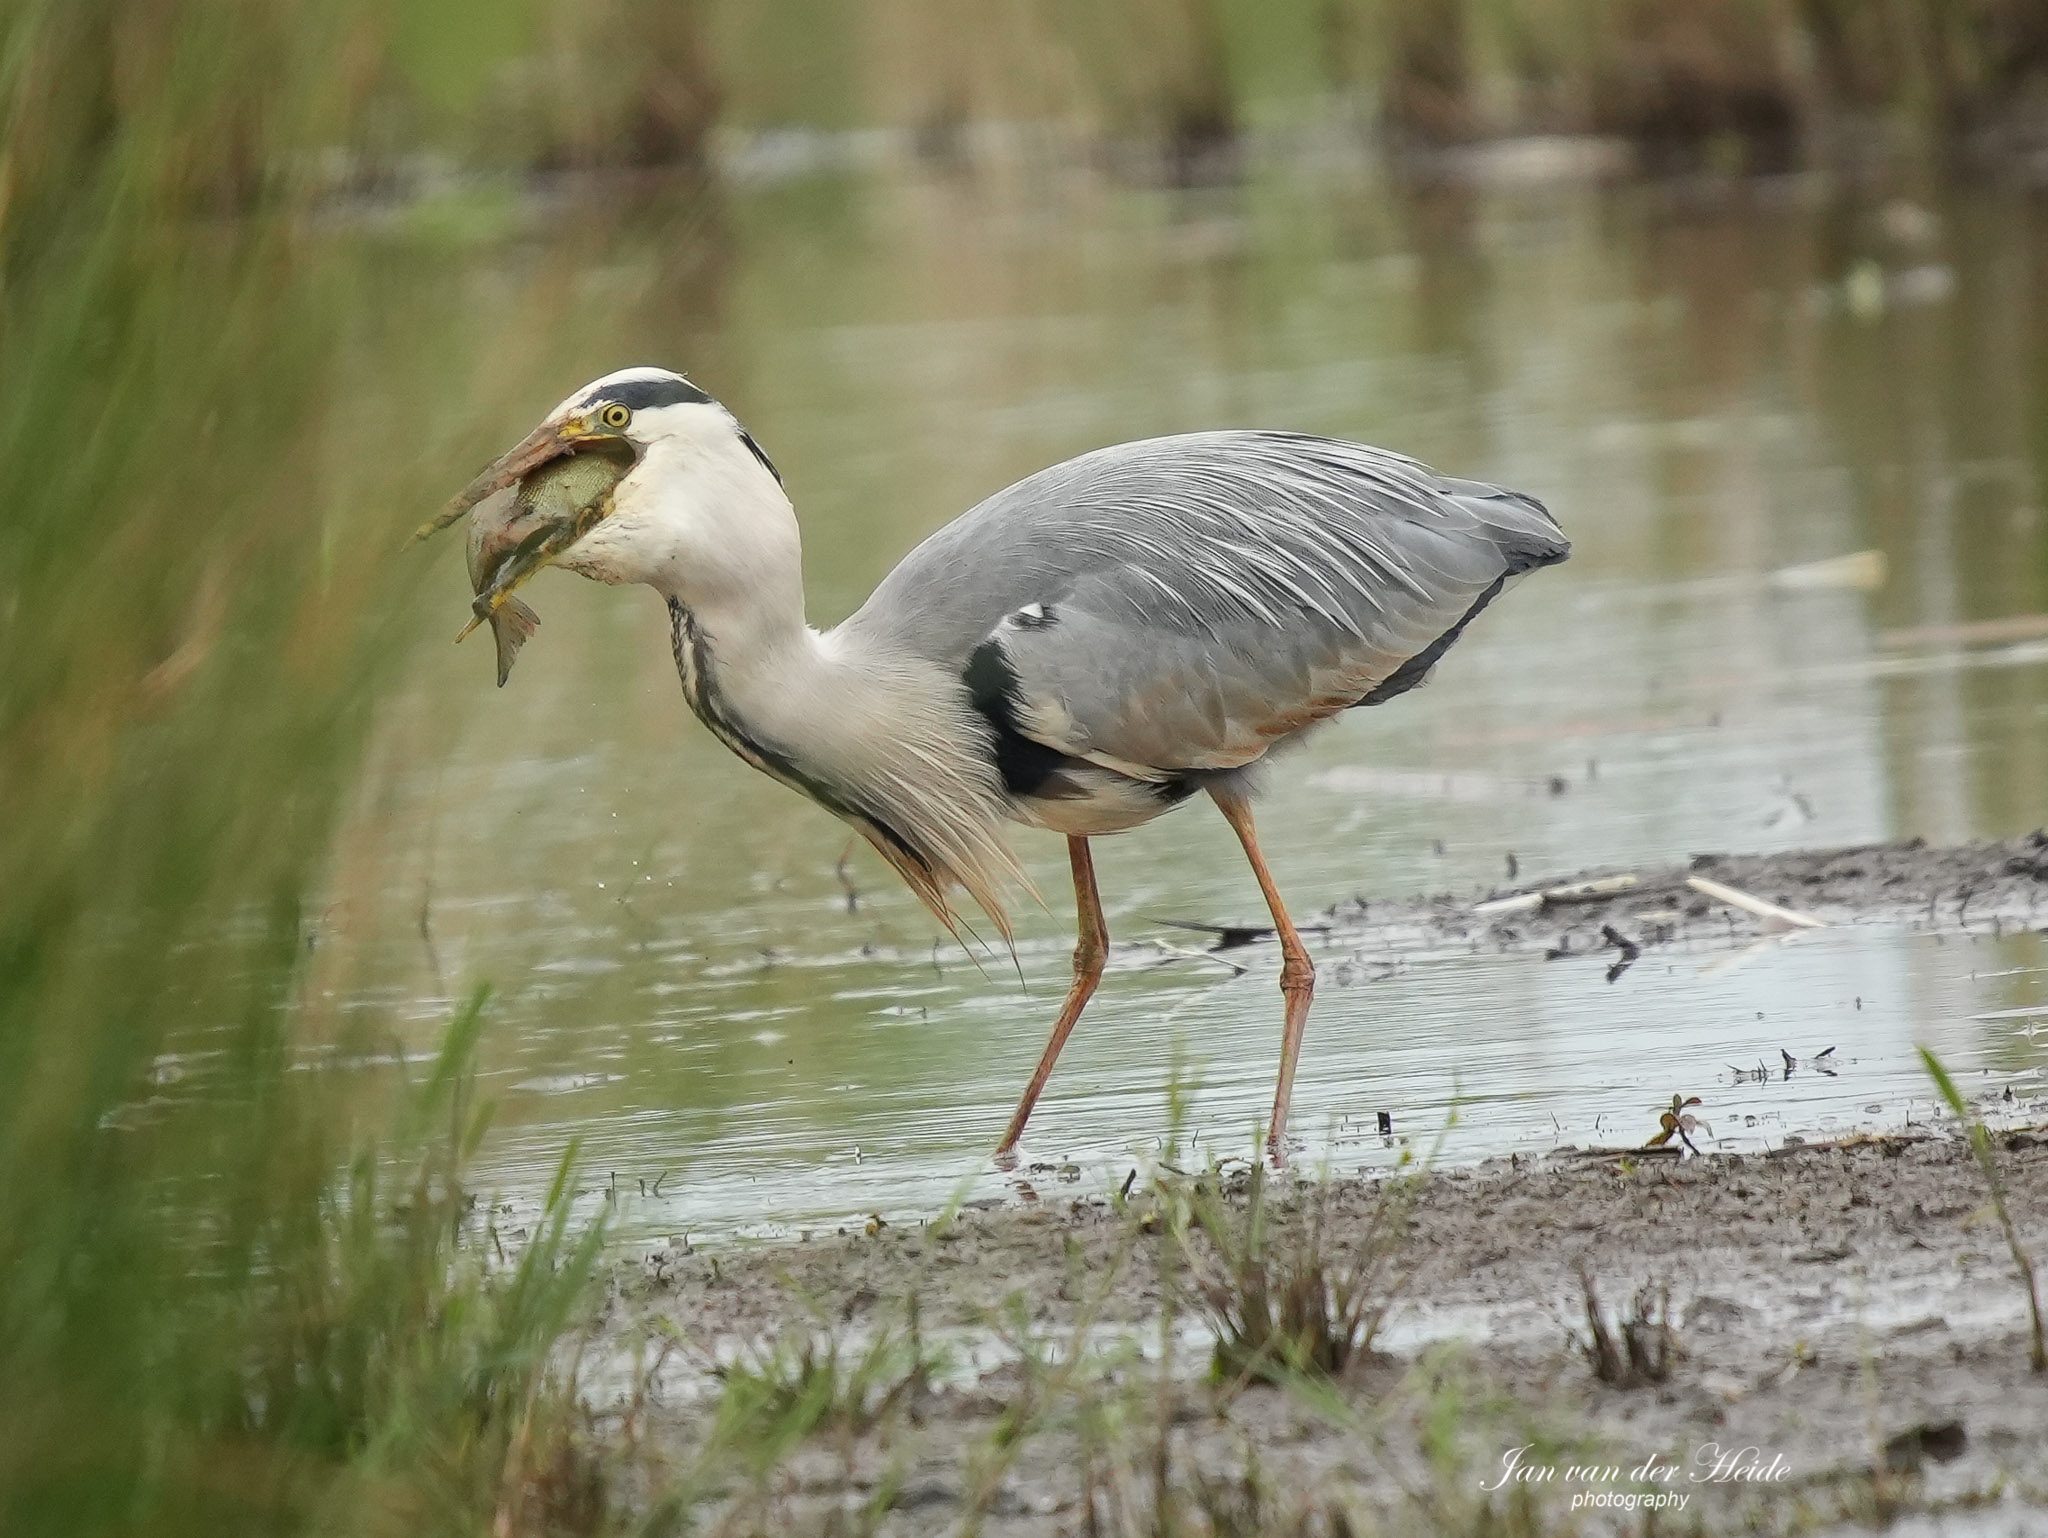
433;366;1569;1158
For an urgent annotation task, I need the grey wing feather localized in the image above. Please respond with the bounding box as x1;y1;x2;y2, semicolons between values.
844;431;1568;777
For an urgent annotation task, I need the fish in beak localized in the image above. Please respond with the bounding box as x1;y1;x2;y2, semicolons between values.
463;501;547;687
413;410;636;683
412;409;616;545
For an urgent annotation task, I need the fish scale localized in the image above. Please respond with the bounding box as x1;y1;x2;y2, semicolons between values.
462;447;633;685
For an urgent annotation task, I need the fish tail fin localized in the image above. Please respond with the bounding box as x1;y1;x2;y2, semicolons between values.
492;598;541;688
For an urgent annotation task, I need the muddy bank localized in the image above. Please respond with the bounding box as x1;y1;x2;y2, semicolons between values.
1304;832;2048;969
615;1131;2048;1534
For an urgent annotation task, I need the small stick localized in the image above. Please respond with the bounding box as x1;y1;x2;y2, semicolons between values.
1471;892;1543;916
1137;941;1248;977
1472;874;1639;916
1146;916;1331;946
1921;1047;2046;1372
1685;875;1827;931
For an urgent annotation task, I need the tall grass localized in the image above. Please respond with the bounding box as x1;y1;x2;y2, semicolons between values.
0;0;718;217
1919;1047;2046;1374
1358;0;2048;161
0;6;637;1532
0;211;625;1525
8;0;2043;206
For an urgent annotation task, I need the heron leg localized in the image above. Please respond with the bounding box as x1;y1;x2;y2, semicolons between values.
1211;788;1316;1160
994;836;1108;1158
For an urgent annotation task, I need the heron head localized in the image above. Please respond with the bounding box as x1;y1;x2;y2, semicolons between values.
439;366;712;515
431;365;787;597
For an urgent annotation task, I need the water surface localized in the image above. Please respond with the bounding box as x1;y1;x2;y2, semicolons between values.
317;162;2048;1238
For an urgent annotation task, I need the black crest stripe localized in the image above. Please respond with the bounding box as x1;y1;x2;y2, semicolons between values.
585;375;714;412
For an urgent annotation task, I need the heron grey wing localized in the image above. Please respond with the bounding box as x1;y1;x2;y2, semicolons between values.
981;516;1527;774
860;431;1568;777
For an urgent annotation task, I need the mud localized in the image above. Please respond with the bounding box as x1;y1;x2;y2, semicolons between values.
618;1137;2048;1534
1312;831;2048;964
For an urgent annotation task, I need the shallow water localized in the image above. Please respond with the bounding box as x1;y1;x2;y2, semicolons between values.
317;161;2048;1240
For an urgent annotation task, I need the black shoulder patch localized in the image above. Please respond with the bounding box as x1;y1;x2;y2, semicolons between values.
738;427;782;485
964;638;1088;799
587;374;715;412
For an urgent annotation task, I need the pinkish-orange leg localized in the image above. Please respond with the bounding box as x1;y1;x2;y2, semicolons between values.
1211;788;1316;1161
995;837;1109;1157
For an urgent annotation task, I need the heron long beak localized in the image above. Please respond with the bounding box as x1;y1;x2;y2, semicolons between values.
408;412;607;546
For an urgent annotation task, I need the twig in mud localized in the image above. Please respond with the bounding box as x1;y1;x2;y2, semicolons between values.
1601;923;1640;983
1565;1139;1681;1161
1145;916;1331;950
1136;939;1248;977
1148;916;1273;948
1472;873;1639;917
1576;1269;1679;1387
1919;1046;2046;1372
1685;875;1827;930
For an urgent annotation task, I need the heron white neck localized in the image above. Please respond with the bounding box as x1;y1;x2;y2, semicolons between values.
585;424;1021;925
621;434;808;660
668;598;1020;932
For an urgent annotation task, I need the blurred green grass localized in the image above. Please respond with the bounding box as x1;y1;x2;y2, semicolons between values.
0;207;633;1531
0;227;619;1519
8;1;2047;222
0;7;628;1531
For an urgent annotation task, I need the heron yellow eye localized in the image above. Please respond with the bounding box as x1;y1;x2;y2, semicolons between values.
600;403;631;430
